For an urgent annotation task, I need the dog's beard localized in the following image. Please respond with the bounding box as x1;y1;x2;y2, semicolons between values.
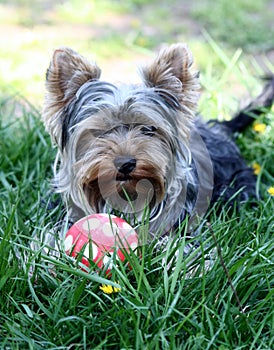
57;122;176;219
81;157;166;215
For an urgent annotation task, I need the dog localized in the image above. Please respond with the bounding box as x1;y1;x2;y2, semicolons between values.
43;44;274;243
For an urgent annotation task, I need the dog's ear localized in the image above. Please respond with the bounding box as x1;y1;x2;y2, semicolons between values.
43;47;101;144
141;44;200;112
45;47;101;105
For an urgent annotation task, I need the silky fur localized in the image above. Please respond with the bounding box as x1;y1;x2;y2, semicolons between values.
43;44;274;239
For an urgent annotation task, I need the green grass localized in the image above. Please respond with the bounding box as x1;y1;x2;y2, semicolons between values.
0;50;274;349
191;0;274;52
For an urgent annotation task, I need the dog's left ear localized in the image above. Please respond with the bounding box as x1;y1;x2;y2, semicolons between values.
141;44;200;112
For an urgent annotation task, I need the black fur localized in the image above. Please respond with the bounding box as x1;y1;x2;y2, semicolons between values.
202;76;274;208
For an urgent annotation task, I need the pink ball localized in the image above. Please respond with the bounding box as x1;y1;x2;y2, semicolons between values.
64;214;138;274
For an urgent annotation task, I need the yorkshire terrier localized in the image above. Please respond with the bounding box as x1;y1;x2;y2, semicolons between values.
43;44;274;244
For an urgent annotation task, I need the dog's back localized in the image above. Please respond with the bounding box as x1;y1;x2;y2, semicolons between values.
221;76;274;133
199;76;274;208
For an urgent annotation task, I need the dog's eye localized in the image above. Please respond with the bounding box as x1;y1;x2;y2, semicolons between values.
140;126;157;136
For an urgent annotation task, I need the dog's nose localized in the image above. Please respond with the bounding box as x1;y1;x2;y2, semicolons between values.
114;156;136;174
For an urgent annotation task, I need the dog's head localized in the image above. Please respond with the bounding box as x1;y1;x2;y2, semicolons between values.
43;44;200;223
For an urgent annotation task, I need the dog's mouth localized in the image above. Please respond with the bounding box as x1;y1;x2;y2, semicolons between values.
84;171;165;214
116;173;133;182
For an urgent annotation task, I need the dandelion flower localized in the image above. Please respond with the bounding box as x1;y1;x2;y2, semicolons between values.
253;123;266;133
252;162;261;175
267;187;274;196
100;284;121;294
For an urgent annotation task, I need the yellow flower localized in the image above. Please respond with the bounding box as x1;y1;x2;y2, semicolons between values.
253;123;266;133
100;284;121;294
252;162;261;175
267;187;274;196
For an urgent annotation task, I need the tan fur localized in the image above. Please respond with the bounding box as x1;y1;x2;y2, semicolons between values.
141;44;200;110
43;47;101;144
43;44;199;145
68;123;168;215
140;44;200;142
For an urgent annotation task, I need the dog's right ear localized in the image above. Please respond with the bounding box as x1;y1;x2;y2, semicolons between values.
43;47;101;143
45;47;101;106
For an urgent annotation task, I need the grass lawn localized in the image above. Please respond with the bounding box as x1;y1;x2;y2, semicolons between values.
0;47;274;349
0;0;274;349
